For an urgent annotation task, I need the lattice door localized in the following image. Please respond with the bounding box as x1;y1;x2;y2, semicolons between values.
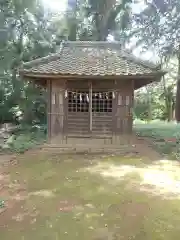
66;85;113;136
91;91;113;136
67;90;90;135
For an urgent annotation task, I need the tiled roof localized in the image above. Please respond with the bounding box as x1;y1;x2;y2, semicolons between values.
22;41;163;77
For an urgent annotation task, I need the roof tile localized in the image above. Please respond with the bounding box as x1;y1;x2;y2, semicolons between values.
22;41;162;76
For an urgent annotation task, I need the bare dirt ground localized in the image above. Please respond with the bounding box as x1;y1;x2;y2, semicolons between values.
0;137;161;201
131;135;162;160
0;136;164;239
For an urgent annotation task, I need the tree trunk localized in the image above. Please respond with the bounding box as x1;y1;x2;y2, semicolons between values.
175;51;180;122
94;0;115;41
68;15;77;41
67;1;77;41
167;101;173;122
146;87;152;121
94;0;125;41
162;76;173;122
172;100;175;120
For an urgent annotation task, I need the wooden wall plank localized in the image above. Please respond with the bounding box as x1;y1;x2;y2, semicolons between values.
113;79;134;143
50;80;65;141
53;79;134;144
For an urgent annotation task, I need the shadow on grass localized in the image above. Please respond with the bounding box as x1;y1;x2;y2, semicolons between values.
2;153;180;240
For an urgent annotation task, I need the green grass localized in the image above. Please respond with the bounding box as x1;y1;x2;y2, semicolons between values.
134;121;180;158
1;153;180;239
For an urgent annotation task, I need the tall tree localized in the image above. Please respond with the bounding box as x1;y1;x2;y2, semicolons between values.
0;0;61;124
133;0;180;121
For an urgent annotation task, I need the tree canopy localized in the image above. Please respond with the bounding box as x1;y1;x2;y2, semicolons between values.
0;0;180;129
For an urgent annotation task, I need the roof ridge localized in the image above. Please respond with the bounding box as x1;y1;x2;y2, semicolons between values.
64;40;122;49
22;41;65;69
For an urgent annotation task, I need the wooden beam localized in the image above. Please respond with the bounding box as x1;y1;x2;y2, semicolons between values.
21;72;164;80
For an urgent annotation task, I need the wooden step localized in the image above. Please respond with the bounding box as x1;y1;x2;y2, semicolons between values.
44;143;129;147
41;146;137;154
42;143;130;151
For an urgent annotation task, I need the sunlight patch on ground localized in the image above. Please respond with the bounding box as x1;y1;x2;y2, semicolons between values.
12;193;28;201
87;160;180;198
29;190;55;198
12;209;39;223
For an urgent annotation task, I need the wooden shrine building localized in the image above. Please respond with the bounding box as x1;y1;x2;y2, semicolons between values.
20;41;165;149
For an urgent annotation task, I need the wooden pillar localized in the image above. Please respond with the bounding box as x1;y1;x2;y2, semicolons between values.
47;79;52;143
112;89;122;144
121;80;134;134
51;80;65;143
129;79;134;133
89;81;92;133
112;80;134;144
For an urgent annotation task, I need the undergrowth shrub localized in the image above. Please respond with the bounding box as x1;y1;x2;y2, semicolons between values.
3;124;46;153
